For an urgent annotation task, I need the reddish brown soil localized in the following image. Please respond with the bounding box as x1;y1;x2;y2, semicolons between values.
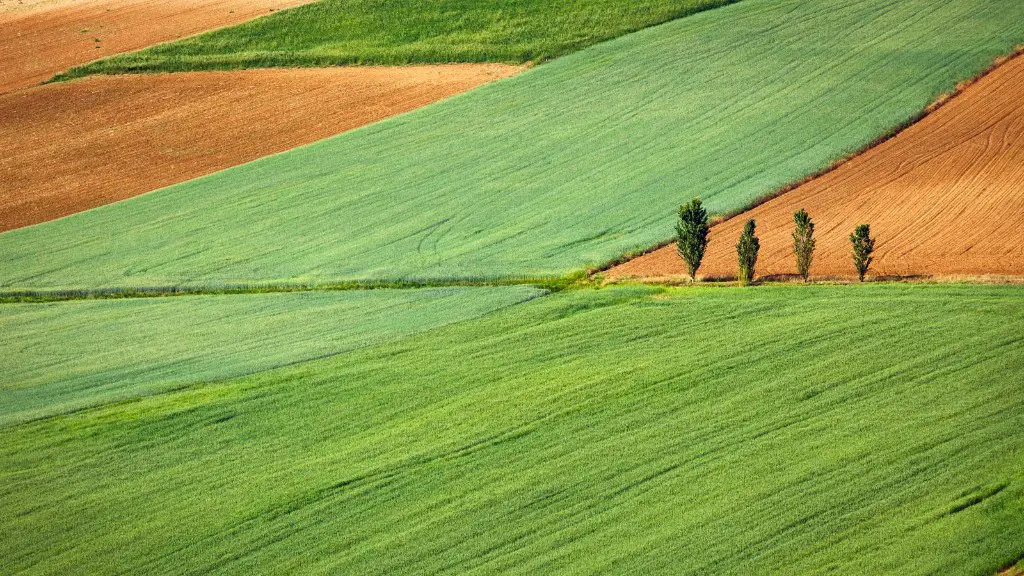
0;65;522;231
608;54;1024;281
0;0;315;94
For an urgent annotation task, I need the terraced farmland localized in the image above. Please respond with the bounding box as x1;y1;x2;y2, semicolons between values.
3;0;1023;292
0;286;542;425
55;0;738;79
2;285;1023;574
608;52;1024;281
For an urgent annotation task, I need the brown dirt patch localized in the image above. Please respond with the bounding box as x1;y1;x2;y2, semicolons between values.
607;54;1024;281
0;65;523;231
0;0;316;94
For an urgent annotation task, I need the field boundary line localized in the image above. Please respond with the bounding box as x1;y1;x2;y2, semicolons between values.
0;274;597;304
590;45;1024;277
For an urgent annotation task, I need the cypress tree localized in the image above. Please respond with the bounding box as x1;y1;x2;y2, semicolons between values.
850;224;875;282
676;198;710;281
792;209;816;281
736;219;760;286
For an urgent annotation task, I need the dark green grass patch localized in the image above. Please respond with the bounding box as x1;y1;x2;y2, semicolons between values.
3;0;1023;292
2;284;1023;573
0;286;542;425
53;0;738;80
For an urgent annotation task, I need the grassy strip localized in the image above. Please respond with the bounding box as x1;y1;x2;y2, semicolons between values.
0;271;591;304
51;0;740;81
2;284;1023;573
0;285;545;425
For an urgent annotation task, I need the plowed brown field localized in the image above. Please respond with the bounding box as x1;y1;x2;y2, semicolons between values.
0;65;522;231
0;0;315;94
608;54;1024;281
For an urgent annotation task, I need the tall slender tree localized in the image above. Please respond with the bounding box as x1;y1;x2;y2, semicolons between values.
676;198;710;281
850;224;875;282
736;219;760;286
792;208;816;281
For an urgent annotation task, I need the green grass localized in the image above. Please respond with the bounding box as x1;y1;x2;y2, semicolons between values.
53;0;738;80
2;284;1023;573
3;0;1024;292
0;286;543;426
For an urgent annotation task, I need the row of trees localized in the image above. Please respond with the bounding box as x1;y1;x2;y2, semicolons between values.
675;199;876;284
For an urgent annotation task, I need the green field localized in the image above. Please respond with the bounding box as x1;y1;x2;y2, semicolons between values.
54;0;737;80
2;284;1022;573
6;0;1023;570
3;0;1023;292
9;0;1024;293
0;286;542;425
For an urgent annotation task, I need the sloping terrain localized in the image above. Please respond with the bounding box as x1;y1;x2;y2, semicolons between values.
606;53;1024;281
0;65;521;232
2;285;1022;574
2;0;1022;292
0;286;542;425
0;0;314;94
55;0;737;78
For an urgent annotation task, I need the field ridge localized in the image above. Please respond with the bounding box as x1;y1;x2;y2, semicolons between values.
0;273;589;304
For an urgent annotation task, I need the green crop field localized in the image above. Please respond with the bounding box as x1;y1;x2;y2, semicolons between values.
2;284;1023;574
6;0;1023;570
4;0;1023;293
0;286;542;426
54;0;737;80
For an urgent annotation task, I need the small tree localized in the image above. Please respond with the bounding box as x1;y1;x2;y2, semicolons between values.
792;209;815;281
736;219;760;286
850;224;875;282
676;198;710;281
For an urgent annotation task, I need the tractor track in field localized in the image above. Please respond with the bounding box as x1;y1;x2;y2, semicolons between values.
607;50;1024;281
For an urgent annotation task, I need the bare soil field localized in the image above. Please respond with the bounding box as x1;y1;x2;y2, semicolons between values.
608;54;1024;281
0;65;522;231
0;0;315;94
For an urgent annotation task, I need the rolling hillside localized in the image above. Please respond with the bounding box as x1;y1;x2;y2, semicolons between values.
2;0;1022;292
2;0;736;232
54;0;738;78
0;65;520;231
607;52;1024;280
3;0;1024;571
0;286;542;425
0;0;314;94
2;285;1022;573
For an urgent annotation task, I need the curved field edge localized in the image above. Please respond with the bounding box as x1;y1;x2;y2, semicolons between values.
49;0;742;81
604;48;1024;281
2;0;1024;292
0;285;545;426
2;284;1023;573
0;65;522;232
0;0;316;94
